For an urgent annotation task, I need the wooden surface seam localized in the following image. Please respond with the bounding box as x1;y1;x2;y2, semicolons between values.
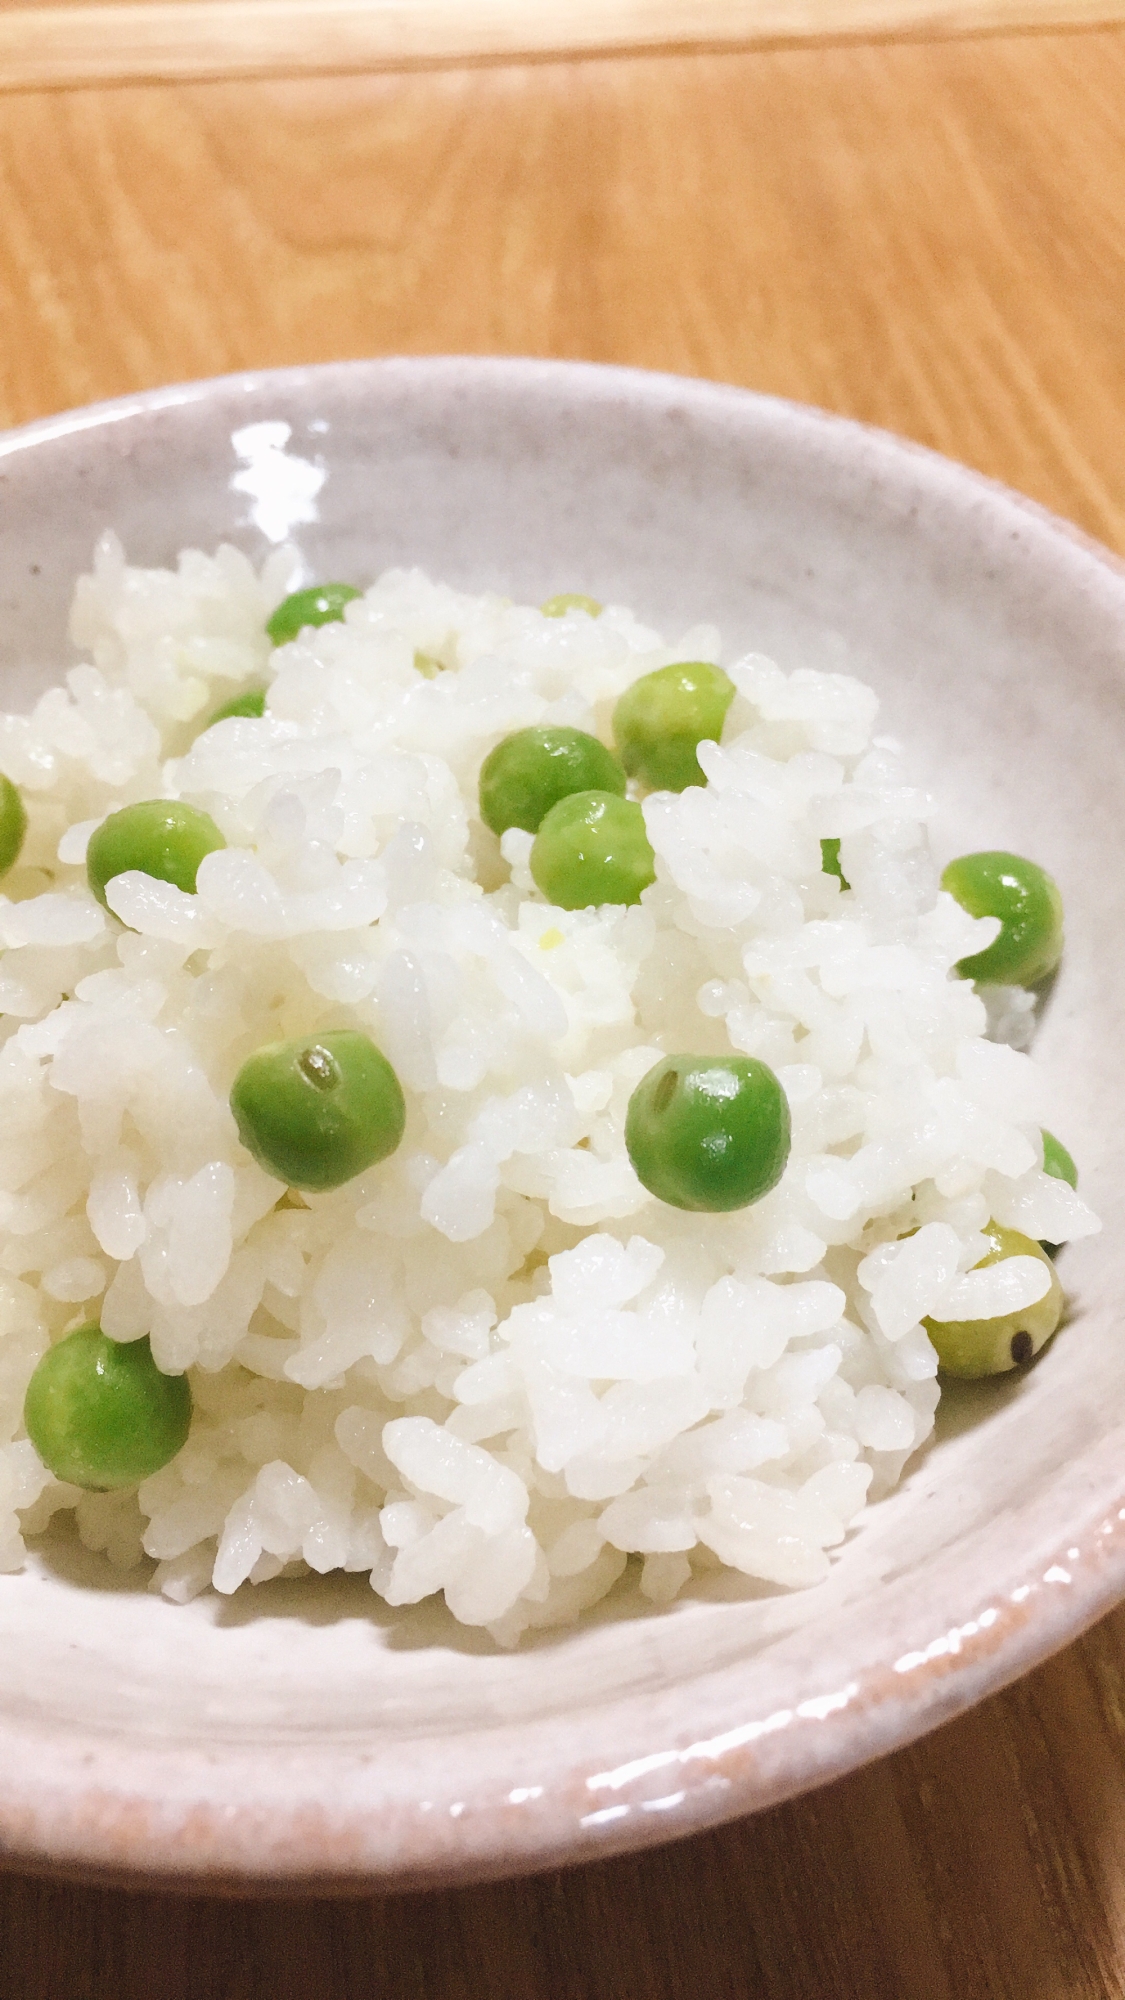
0;0;1124;93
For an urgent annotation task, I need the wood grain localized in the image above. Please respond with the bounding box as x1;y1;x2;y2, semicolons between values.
0;0;1124;94
1;34;1124;549
3;26;1125;1996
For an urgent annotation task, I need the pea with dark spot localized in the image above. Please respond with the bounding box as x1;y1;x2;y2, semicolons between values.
923;1222;1063;1377
230;1029;406;1192
625;1053;791;1212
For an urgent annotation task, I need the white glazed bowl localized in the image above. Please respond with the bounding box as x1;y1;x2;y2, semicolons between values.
0;358;1122;1893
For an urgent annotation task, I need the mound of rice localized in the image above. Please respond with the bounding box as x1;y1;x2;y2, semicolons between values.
0;537;1100;1642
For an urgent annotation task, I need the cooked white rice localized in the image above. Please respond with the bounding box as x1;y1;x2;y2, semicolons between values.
0;536;1100;1642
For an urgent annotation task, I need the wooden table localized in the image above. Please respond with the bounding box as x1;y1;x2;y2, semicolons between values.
4;21;1125;1996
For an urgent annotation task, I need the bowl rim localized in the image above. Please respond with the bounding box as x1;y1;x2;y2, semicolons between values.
1;353;1124;1896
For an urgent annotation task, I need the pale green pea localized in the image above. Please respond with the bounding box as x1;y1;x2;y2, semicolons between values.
23;1325;191;1490
0;774;27;877
530;791;654;909
923;1222;1064;1377
541;594;603;619
206;689;266;726
479;727;625;837
266;584;362;647
613;661;735;793
942;851;1063;986
86;801;226;912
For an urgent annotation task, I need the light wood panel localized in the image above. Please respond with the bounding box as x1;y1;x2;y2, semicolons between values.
1;34;1123;550
3;26;1125;1996
0;0;1122;93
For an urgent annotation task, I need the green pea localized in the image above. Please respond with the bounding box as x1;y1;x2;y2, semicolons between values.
479;727;626;837
0;773;27;877
266;584;362;647
86;801;226;910
230;1029;406;1192
23;1325;191;1491
613;661;735;793
541;594;603;619
924;1222;1063;1377
206;689;266;726
1039;1127;1078;1258
820;837;849;889
1041;1129;1078;1190
625;1053;791;1212
530;791;655;909
942;851;1063;986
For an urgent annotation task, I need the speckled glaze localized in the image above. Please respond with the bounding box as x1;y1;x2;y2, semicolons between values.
0;358;1122;1894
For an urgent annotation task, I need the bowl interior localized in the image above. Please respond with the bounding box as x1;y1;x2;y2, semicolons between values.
0;358;1122;1889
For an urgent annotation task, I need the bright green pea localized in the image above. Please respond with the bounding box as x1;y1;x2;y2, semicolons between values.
820;838;850;889
24;1325;191;1491
0;773;27;877
923;1222;1063;1378
530;791;655;909
230;1029;406;1192
86;801;226;911
479;727;626;837
1041;1128;1078;1189
541;594;603;619
625;1053;791;1212
613;661;735;793
206;689;266;726
942;850;1064;986
266;584;362;647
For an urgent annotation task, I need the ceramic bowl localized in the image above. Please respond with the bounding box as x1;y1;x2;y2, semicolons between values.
0;358;1121;1894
